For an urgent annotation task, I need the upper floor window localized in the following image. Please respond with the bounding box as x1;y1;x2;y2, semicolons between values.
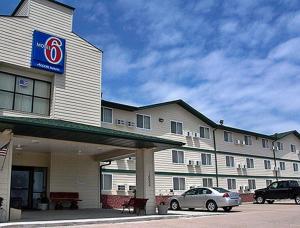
172;150;184;164
262;139;269;148
291;144;296;152
0;72;51;115
277;142;283;150
264;160;271;169
203;178;213;187
226;156;235;167
293;163;299;172
200;126;210;139
224;131;233;142
136;114;151;130
246;158;255;168
279;161;285;171
171;121;183;135
101;107;113;123
201;153;212;165
173;177;185;190
244;135;252;145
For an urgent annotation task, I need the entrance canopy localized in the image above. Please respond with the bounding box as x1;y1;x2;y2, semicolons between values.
0;116;184;160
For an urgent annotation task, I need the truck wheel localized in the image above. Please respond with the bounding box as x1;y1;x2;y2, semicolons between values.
295;195;300;205
267;200;274;204
256;196;265;204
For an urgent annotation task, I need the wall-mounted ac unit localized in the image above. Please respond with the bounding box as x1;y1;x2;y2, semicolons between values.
274;167;280;171
243;164;247;169
195;160;201;166
244;186;249;191
127;121;135;127
194;132;200;138
237;164;242;169
234;139;241;145
241;141;246;145
116;119;125;126
185;131;193;137
188;160;194;165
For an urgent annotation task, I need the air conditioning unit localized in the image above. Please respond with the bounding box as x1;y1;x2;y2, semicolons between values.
185;131;193;137
243;164;247;169
188;160;194;166
127;121;135;127
274;166;280;171
194;132;200;138
244;186;249;191
116;119;125;126
241;141;246;145
237;164;242;169
195;160;201;166
234;139;241;145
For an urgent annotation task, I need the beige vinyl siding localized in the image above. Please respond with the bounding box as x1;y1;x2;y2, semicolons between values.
50;152;100;208
102;172;136;196
0;0;102;126
12;151;50;167
14;0;30;16
275;134;300;161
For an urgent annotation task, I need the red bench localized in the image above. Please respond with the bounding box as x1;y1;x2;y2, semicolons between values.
122;198;148;215
50;192;81;210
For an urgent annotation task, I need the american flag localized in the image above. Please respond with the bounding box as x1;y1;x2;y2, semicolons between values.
0;143;9;157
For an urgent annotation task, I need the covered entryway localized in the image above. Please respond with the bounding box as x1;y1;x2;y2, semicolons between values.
0;116;183;222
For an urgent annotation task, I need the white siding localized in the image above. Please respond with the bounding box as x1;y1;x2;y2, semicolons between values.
14;0;30;16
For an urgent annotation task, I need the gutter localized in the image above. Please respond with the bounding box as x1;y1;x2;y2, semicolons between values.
272;134;279;181
213;128;219;187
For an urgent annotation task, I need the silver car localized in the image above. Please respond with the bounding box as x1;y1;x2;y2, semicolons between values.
169;187;241;212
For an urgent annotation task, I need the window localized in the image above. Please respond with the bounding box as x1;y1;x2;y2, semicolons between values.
129;185;136;191
101;174;112;190
101;107;113;123
244;135;252;145
227;179;236;190
264;160;271;169
172;150;184;164
226;156;235;167
246;158;254;168
173;177;185;190
117;185;126;191
185;188;198;195
266;180;273;187
200;127;210;139
201;153;212;165
0;72;51;115
291;144;296;152
171;121;183;135
276;142;283;150
136;114;151;129
224;131;233;142
248;179;256;190
262;139;269;148
203;178;213;187
293;163;299;172
279;162;286;170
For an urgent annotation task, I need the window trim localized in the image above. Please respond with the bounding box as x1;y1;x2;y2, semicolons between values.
227;178;237;190
201;153;212;166
101;173;113;191
203;178;213;187
172;176;186;191
291;144;296;153
101;106;113;124
293;163;299;172
262;139;269;148
246;158;255;169
172;150;185;164
264;160;271;170
0;71;52;116
225;155;235;168
244;135;252;145
248;179;256;190
224;131;233;143
136;113;151;130
279;161;286;171
199;126;210;139
170;120;183;135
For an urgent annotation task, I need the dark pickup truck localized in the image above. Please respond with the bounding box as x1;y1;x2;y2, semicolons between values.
254;180;300;204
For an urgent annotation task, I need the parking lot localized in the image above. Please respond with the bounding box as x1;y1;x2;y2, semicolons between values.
72;201;300;228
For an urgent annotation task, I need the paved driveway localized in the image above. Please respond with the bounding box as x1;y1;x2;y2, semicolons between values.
70;202;300;228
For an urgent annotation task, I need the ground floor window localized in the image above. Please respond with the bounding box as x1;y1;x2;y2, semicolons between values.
102;174;112;190
248;179;256;190
203;178;213;187
227;179;236;190
173;177;185;190
266;179;273;187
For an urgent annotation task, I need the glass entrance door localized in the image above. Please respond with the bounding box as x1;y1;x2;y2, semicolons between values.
11;166;47;209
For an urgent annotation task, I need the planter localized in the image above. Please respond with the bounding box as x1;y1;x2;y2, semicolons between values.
157;204;169;215
38;203;48;211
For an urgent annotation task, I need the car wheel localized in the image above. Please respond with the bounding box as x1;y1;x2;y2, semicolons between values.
170;200;180;210
295;195;300;205
267;200;274;204
256;196;265;204
206;200;218;212
188;208;195;211
223;206;232;212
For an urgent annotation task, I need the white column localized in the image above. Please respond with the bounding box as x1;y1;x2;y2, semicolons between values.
135;149;156;215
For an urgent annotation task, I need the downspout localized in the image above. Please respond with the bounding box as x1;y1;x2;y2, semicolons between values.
99;161;111;207
213;128;219;187
272;134;278;181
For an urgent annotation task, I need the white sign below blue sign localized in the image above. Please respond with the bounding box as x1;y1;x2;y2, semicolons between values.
31;30;66;74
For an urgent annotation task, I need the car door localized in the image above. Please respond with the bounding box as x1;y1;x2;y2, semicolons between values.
265;182;279;199
266;181;287;199
194;188;211;209
180;189;198;208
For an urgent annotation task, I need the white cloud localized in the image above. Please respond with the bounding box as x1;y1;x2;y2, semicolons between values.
268;37;300;62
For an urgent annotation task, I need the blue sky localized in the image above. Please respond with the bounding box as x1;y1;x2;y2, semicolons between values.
1;0;300;134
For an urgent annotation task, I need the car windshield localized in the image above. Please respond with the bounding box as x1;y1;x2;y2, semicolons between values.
212;187;230;193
